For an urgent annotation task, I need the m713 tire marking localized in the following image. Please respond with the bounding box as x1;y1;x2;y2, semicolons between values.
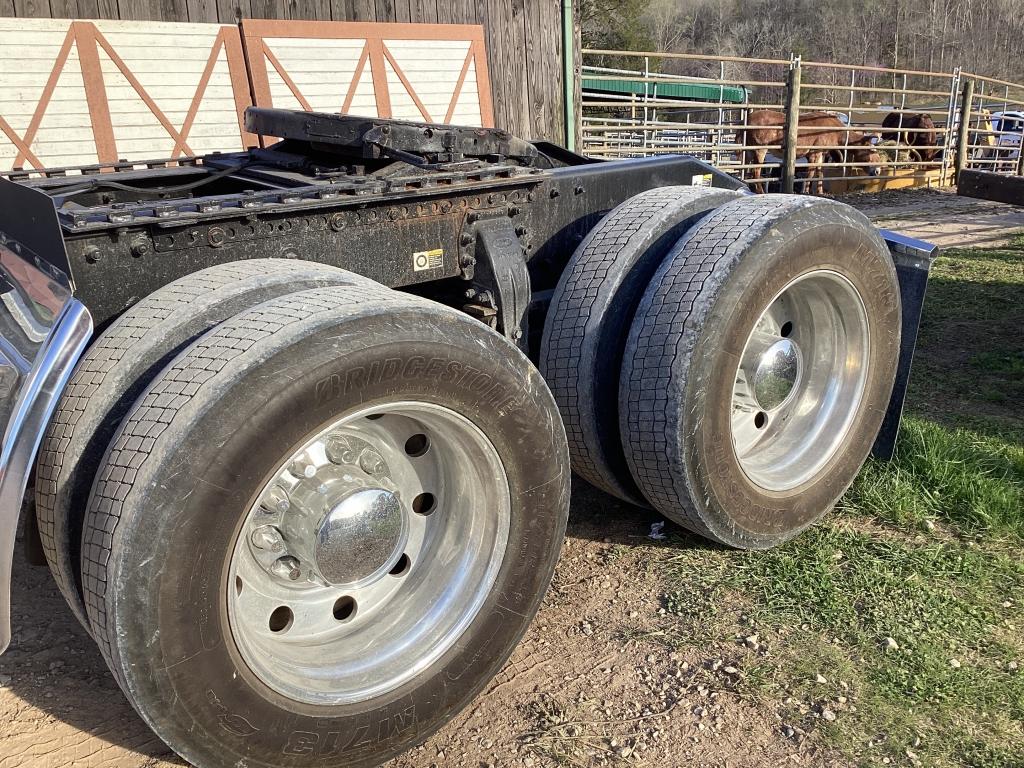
282;706;416;756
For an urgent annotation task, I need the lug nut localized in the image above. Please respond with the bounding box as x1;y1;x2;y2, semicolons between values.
129;239;151;258
262;485;290;514
289;456;317;479
271;556;302;581
325;434;357;465
251;525;285;553
358;449;387;477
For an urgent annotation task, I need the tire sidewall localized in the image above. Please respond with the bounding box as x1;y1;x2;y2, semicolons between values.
682;213;900;546
107;309;569;768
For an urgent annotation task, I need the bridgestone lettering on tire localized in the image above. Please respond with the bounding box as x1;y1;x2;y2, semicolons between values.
79;284;570;768
37;260;370;630
620;195;901;549
540;186;743;504
35;259;368;631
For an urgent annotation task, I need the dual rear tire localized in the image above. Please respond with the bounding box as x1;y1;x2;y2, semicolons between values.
35;259;374;631
39;263;570;768
540;186;744;505
543;191;902;548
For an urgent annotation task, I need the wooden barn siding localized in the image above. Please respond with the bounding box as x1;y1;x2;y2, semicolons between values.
0;0;566;142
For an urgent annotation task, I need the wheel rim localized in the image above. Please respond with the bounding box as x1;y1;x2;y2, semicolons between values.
226;401;511;705
731;270;870;492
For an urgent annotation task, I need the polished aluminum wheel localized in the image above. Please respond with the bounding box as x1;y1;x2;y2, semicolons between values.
226;402;510;705
731;270;870;491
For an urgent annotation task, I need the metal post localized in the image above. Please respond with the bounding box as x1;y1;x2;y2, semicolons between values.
940;68;961;185
714;60;726;168
843;69;856;182
955;77;975;183
561;0;576;152
976;79;988;169
897;73;908;137
782;57;802;194
999;84;1010;173
642;56;650;152
896;74;908;177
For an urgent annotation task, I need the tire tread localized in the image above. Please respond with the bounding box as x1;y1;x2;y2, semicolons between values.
621;195;819;542
541;186;739;501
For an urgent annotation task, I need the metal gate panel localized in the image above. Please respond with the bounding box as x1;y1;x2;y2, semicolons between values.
0;19;254;172
241;20;494;128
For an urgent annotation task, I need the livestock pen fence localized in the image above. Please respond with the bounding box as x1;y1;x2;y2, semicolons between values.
960;73;1024;176
580;49;1024;194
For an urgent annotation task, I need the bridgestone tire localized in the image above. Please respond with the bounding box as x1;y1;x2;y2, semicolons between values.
540;185;743;504
620;195;901;549
36;259;368;631
79;285;570;768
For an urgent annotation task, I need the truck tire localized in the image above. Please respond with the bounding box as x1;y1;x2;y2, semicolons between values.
36;259;369;631
79;285;570;768
539;186;743;504
620;195;900;548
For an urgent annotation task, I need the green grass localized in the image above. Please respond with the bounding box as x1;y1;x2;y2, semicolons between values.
655;235;1024;767
908;233;1024;443
849;418;1024;538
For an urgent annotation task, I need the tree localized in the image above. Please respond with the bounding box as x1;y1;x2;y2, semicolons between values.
579;0;1024;86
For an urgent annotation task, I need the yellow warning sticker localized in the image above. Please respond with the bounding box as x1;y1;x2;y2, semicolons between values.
413;248;444;271
691;173;713;187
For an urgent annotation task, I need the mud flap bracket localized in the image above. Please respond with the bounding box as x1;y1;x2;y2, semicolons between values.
463;215;531;353
873;229;939;460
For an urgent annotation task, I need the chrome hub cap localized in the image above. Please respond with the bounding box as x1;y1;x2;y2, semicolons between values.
227;402;511;705
315;488;406;586
752;338;802;410
731;270;870;492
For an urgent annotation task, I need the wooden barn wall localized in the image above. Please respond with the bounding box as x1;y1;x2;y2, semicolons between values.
0;0;566;143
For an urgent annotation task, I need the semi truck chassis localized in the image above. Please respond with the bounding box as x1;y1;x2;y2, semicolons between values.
0;108;935;768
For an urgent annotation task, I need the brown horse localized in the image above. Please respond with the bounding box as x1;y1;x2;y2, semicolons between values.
881;112;939;163
742;110;880;193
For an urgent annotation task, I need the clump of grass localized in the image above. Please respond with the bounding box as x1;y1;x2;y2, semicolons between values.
970;350;1024;376
846;417;1024;537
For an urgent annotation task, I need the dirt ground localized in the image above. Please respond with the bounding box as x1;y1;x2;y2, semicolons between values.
1;186;1020;768
2;485;834;768
836;185;1024;248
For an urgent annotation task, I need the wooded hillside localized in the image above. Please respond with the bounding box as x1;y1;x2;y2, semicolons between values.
582;0;1024;80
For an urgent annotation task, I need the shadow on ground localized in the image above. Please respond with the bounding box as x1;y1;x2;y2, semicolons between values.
906;247;1023;442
